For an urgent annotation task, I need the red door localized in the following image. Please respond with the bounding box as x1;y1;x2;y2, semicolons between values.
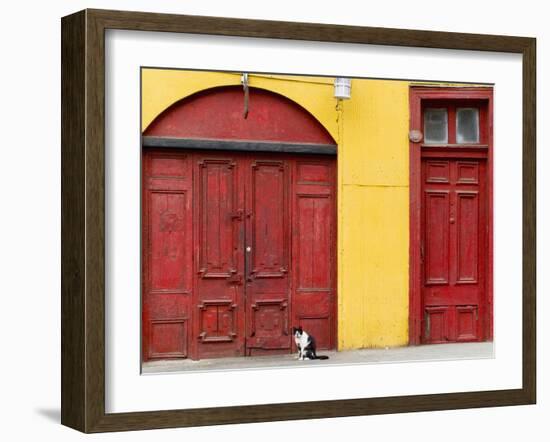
142;152;194;360
421;157;487;343
291;158;337;350
142;150;336;360
193;153;246;359
244;157;292;355
409;87;493;345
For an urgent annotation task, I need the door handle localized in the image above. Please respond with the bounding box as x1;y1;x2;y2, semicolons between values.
245;246;253;281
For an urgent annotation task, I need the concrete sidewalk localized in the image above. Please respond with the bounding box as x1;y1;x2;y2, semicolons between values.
142;342;494;375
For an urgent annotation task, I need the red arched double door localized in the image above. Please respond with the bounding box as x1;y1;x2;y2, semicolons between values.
142;87;337;361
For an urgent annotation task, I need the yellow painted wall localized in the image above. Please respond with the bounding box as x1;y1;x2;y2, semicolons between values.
338;80;410;349
142;68;410;350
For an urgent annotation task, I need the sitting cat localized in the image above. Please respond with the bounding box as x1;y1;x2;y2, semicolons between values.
292;326;329;360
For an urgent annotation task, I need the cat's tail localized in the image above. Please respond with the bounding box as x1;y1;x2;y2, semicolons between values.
315;355;329;360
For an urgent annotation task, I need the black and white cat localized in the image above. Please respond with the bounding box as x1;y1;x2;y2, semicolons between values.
292;326;329;360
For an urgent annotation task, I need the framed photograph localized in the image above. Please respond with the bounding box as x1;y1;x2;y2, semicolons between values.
61;8;536;433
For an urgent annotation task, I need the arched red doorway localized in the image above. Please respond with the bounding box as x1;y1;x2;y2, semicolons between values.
142;86;337;361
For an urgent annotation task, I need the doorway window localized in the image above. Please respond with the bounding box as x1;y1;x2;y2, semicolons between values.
424;108;448;144
456;107;480;143
422;101;484;145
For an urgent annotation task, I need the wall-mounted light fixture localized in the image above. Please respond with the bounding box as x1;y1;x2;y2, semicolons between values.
334;77;352;100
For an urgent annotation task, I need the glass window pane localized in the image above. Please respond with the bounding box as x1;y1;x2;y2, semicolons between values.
456;108;479;143
424;108;448;144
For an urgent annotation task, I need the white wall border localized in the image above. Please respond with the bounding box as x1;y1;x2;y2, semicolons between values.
105;29;523;413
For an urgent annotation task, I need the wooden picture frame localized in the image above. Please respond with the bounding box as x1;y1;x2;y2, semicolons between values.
61;8;536;433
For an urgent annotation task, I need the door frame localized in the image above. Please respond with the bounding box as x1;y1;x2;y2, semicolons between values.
409;86;494;345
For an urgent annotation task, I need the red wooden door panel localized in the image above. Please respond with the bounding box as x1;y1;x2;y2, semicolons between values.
245;158;292;354
143;149;336;361
421;158;487;343
142;152;193;360
193;155;246;359
291;159;336;350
